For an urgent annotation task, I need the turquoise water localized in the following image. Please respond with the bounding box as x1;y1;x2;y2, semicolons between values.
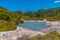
18;22;48;31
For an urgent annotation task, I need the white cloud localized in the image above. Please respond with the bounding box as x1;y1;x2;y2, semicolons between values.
55;0;60;3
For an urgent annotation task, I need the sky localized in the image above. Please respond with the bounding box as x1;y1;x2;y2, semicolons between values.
0;0;60;12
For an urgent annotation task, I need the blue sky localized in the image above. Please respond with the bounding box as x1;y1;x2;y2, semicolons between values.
0;0;60;12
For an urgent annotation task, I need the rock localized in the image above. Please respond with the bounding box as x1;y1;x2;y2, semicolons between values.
42;21;60;33
0;26;45;40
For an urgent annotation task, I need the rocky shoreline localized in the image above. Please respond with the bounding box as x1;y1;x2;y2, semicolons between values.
0;21;60;40
41;21;60;33
0;26;45;40
24;20;44;22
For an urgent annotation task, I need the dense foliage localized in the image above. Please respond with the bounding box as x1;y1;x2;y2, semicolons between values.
21;7;60;21
0;7;23;32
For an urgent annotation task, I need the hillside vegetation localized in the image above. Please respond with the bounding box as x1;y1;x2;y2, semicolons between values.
21;7;60;21
0;7;23;32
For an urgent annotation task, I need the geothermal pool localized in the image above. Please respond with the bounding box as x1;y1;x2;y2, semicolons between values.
18;22;48;31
